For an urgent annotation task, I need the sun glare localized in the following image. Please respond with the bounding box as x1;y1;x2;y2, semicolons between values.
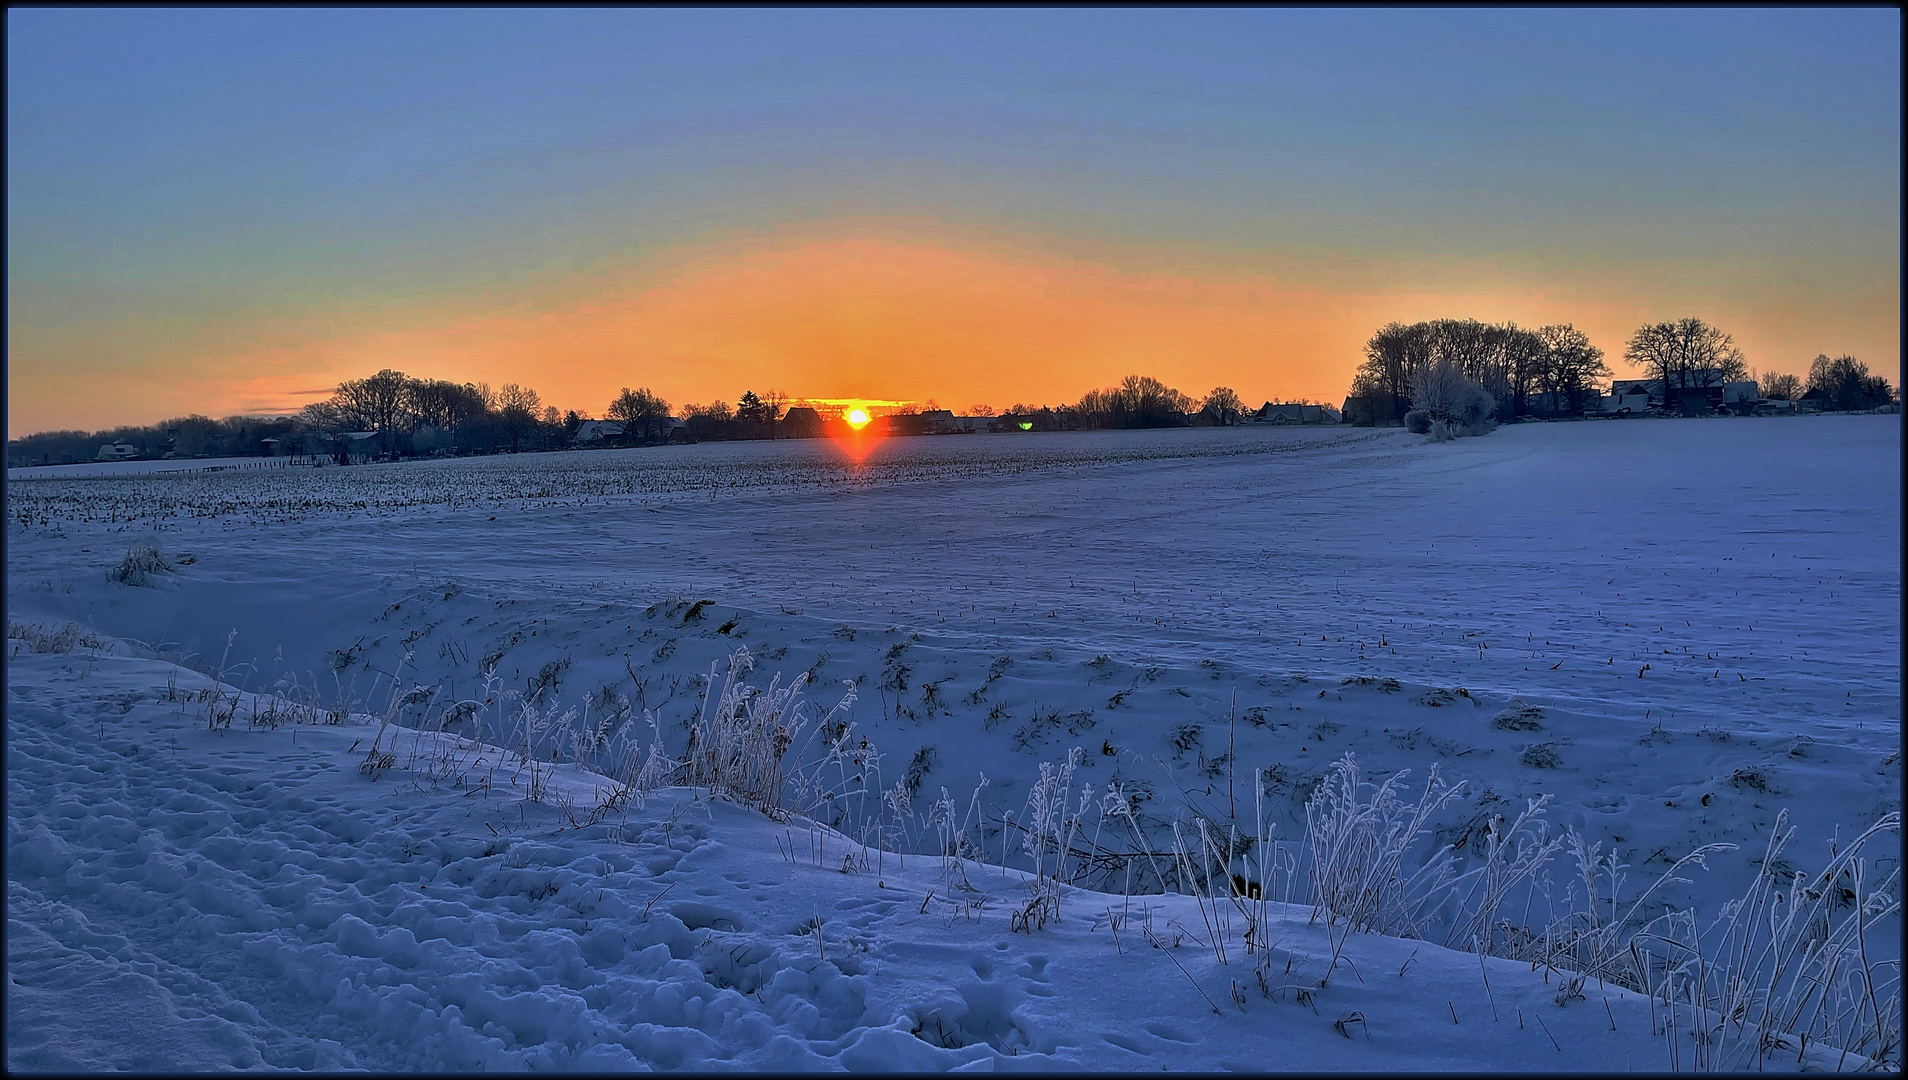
845;408;872;429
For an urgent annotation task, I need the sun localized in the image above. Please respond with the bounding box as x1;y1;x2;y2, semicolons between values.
845;407;872;429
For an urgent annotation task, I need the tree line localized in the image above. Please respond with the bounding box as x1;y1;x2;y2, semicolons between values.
1343;318;1611;426
14;336;1892;467
1343;316;1895;428
1762;354;1897;412
997;376;1248;431
9;368;1262;468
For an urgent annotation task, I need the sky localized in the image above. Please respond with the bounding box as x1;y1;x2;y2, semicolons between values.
7;8;1900;436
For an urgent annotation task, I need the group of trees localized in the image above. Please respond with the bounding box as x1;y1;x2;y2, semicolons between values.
1344;319;1610;426
1622;319;1750;415
1344;315;1897;429
676;390;793;441
295;369;577;456
1756;355;1896;412
605;387;672;444
7;369;601;467
1404;359;1499;440
1072;375;1197;428
17;333;1894;468
6;414;304;468
996;375;1232;430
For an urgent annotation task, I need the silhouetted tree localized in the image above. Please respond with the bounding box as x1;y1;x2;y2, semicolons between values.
1536;324;1610;415
1760;371;1801;402
1806;354;1893;411
1354;322;1437;424
497;383;542;452
1624;319;1747;414
332;368;413;452
607;387;671;445
1201;386;1245;423
1075;375;1193;428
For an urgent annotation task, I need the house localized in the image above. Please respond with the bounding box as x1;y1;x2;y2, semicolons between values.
574;420;625;445
1795;388;1830;414
1599;391;1652;415
920;409;961;434
1720;381;1765;415
1191;404;1249;426
780;406;822;438
1254;402;1340;424
1527;390;1605;416
96;443;138;461
1609;374;1735;412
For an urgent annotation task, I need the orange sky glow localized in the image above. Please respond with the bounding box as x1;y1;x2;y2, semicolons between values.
19;220;1887;436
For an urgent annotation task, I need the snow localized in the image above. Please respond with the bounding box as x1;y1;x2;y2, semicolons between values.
7;455;302;480
7;415;1900;1070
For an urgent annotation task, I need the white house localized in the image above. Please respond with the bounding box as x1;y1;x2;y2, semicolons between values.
574;420;625;444
96;443;137;460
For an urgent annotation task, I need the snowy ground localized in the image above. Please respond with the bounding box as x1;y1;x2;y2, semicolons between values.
7;416;1901;1070
7;455;301;480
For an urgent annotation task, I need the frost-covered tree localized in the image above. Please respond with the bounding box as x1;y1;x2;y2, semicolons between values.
1406;358;1497;440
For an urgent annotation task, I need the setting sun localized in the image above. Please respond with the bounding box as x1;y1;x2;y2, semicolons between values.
845;408;872;429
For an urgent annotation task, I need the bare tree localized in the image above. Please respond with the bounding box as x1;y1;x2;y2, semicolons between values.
1537;324;1610;415
762;390;789;423
323;368;419;453
1624;318;1746;413
1500;325;1550;418
1760;371;1801;401
1201;386;1245;422
1354;322;1437;424
607;387;671;445
496;383;542;452
407;379;488;432
1103;375;1193;427
1807;354;1893;411
685;399;733;421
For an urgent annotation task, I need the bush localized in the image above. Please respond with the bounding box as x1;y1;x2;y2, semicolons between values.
1403;410;1431;434
107;541;170;587
1410;359;1499;441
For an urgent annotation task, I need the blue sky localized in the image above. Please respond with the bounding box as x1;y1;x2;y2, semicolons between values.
7;8;1899;432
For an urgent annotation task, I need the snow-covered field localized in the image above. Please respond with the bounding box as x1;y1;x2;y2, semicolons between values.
7;416;1900;1071
7;455;301;480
